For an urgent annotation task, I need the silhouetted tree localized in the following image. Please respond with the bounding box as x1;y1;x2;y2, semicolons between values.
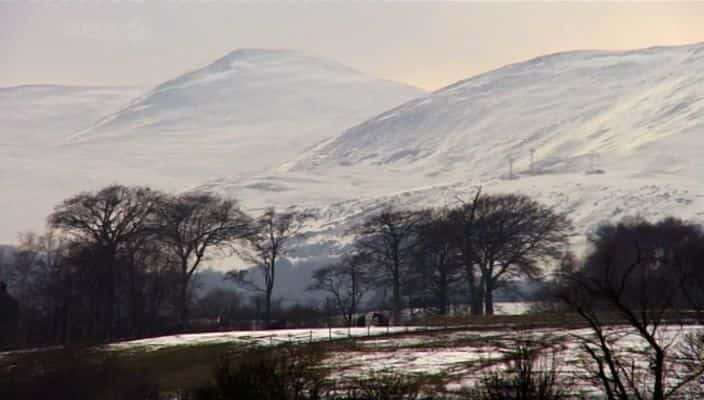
470;193;571;315
354;206;427;324
228;207;312;328
447;188;484;315
48;185;162;339
0;281;19;349
560;217;704;400
308;253;371;326
157;192;251;326
410;209;462;315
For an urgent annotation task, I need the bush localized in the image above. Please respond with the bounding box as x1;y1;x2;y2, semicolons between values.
464;344;570;400
344;374;433;400
0;348;160;400
186;344;329;400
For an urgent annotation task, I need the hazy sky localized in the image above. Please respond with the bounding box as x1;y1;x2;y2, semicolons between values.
2;1;704;91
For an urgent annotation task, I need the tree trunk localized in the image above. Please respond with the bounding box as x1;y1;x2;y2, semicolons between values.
128;263;138;337
64;298;72;345
392;267;402;325
178;279;189;329
464;253;483;316
438;273;449;316
484;276;494;315
439;291;448;316
471;284;484;316
350;277;358;327
264;287;272;329
104;259;115;340
468;266;484;316
653;348;665;400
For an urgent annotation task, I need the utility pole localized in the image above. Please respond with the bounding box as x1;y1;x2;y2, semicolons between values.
507;155;515;179
588;152;596;173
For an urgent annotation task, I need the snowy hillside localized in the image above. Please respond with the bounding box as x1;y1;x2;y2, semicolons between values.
0;50;423;245
202;43;704;291
290;43;704;185
66;49;425;176
0;85;141;146
5;44;704;301
0;85;142;245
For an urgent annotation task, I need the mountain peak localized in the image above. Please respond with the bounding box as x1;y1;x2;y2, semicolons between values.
206;48;364;77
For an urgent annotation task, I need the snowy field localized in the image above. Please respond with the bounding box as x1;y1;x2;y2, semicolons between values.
106;326;425;352
2;320;701;397
100;321;704;396
324;324;704;395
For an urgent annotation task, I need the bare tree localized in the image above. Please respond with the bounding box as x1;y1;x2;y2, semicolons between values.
16;231;75;343
157;192;251;326
471;194;571;315
308;253;371;326
354;206;427;325
411;209;462;316
228;207;312;328
448;188;484;315
48;185;161;339
561;218;704;400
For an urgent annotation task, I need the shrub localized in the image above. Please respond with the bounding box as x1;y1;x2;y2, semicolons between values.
0;348;160;400
464;344;570;400
186;344;329;400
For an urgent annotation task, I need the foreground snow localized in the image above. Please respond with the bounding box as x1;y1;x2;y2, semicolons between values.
326;324;704;395
106;321;704;396
106;326;425;352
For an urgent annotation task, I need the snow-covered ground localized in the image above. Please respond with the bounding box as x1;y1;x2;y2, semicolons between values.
105;326;424;352
2;320;701;397
94;322;704;396
325;324;704;395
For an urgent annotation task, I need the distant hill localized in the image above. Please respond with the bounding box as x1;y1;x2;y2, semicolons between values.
65;49;425;177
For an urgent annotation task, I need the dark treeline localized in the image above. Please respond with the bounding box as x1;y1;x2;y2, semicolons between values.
0;184;574;348
317;189;572;325
3;183;704;398
549;217;704;400
0;185;257;347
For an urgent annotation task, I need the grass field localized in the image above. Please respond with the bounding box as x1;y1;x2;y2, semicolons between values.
1;314;702;396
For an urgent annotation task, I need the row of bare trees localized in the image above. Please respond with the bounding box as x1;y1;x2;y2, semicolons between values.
1;183;574;344
1;185;316;345
308;189;573;325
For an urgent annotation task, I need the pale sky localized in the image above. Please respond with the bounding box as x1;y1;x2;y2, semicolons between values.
2;1;704;91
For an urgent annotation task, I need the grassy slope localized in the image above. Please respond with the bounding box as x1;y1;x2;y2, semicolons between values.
2;313;698;395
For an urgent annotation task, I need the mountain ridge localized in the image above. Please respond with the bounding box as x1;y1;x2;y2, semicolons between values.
287;42;704;186
67;48;424;145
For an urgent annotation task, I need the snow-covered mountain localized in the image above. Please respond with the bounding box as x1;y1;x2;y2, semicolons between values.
290;44;704;186
0;49;423;245
1;85;141;146
204;43;704;278
5;44;704;301
66;49;425;177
